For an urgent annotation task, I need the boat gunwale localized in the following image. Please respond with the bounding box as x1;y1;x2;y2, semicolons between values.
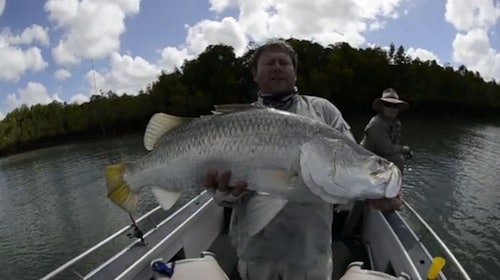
40;193;472;280
363;205;423;278
400;199;472;280
40;190;209;280
112;196;216;280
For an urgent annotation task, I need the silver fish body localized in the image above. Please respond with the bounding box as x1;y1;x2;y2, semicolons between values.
106;107;401;234
128;108;335;196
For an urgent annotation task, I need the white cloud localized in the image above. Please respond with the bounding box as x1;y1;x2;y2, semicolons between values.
263;0;369;46
445;0;500;31
44;0;141;66
207;0;402;45
101;0;404;98
184;17;248;56
70;93;89;104
0;110;4;121
0;23;50;82
172;0;403;67
1;24;50;46
159;47;195;73
452;29;500;80
0;45;48;82
45;0;403;108
89;52;160;96
54;69;72;80
209;0;232;13
5;82;61;111
368;21;385;31
2;0;409;117
407;47;441;64
445;0;500;81
66;0;405;105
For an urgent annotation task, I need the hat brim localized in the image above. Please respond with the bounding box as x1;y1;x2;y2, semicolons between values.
372;98;409;112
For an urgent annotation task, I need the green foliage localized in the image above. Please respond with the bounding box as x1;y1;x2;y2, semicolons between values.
1;39;499;156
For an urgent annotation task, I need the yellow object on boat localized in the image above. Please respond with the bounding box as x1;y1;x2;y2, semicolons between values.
427;256;446;280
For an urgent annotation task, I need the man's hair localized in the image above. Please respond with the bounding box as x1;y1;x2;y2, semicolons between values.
250;39;298;71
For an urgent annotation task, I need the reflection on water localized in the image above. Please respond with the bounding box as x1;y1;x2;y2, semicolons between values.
0;135;160;279
397;120;500;280
0;118;499;279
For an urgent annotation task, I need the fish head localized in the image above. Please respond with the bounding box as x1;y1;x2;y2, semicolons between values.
355;155;402;197
300;137;402;200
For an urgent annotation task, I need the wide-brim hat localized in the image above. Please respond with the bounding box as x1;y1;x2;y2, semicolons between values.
372;89;409;112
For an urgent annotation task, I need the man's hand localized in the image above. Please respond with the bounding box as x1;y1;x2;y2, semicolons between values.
368;191;403;211
402;145;413;159
204;169;249;205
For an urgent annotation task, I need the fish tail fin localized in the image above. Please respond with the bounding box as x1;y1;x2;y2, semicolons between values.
105;163;140;213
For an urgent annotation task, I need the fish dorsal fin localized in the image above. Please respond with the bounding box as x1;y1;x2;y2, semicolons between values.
212;103;266;114
144;113;192;151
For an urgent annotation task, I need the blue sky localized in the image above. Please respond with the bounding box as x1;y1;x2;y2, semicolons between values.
0;0;499;119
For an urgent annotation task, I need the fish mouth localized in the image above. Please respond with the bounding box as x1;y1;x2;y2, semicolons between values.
369;165;391;179
384;163;402;197
370;170;384;178
368;162;401;197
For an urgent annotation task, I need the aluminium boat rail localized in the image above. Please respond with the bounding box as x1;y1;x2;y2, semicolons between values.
401;200;471;280
40;191;210;280
40;193;472;280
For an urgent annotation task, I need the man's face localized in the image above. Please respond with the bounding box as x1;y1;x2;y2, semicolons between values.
252;50;296;94
382;102;400;119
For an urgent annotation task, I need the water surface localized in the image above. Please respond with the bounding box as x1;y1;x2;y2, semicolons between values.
0;117;498;279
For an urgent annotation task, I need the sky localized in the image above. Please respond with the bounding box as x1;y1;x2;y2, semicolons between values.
0;0;499;120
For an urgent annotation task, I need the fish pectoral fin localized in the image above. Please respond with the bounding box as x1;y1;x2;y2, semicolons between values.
143;113;193;151
244;195;287;236
106;163;140;213
151;188;183;210
248;169;298;192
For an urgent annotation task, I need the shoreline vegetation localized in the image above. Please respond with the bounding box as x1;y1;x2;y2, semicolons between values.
1;39;499;157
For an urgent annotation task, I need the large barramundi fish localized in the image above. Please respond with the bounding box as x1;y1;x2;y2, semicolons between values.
105;106;401;235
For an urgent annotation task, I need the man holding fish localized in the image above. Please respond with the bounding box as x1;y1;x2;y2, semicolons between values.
203;39;403;279
105;39;403;280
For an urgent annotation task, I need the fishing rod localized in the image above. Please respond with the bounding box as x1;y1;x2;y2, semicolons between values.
91;59;144;242
127;212;145;245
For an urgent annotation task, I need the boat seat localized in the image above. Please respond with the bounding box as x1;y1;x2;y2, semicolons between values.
151;251;229;280
339;262;411;280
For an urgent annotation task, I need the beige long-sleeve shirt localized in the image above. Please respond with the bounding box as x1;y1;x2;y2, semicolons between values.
227;94;354;267
360;114;405;171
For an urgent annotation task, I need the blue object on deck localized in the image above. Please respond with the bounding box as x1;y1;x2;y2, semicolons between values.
151;259;175;277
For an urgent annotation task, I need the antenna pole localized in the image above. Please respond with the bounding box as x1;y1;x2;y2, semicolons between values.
91;59;98;95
